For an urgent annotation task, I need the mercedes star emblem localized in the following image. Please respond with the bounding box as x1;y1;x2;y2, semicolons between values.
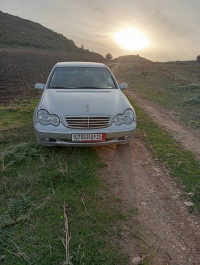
85;105;91;112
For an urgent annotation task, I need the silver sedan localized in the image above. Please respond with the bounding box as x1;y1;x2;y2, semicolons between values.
33;62;136;146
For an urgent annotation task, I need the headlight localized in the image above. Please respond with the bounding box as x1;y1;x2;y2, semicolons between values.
114;109;135;126
37;109;60;126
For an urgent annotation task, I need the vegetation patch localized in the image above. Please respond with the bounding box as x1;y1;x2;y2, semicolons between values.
0;10;104;63
0;100;134;265
129;97;200;213
112;62;200;129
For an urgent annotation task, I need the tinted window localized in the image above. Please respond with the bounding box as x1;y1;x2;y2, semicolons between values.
49;67;117;89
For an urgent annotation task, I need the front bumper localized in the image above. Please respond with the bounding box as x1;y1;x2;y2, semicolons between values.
34;122;136;147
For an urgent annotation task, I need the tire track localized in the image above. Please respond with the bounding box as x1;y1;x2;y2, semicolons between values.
97;139;200;264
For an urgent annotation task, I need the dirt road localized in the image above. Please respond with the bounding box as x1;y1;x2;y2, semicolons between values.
97;140;200;264
127;90;200;160
97;90;200;264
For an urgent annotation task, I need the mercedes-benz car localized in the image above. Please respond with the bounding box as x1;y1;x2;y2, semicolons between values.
33;62;136;146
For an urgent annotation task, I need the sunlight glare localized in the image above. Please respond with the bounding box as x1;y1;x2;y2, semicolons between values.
114;27;149;50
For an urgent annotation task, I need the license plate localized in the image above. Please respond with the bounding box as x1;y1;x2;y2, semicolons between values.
72;133;106;142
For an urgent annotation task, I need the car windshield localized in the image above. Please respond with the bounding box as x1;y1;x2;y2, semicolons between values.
48;67;117;89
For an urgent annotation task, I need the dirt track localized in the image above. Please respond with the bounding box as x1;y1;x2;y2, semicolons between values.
97;91;200;264
98;139;200;265
127;90;200;161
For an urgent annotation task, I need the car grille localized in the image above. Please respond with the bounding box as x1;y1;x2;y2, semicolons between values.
65;116;110;129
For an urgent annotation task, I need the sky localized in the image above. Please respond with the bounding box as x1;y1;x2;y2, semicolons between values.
1;0;200;61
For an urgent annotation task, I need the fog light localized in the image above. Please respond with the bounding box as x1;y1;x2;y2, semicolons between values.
43;138;50;142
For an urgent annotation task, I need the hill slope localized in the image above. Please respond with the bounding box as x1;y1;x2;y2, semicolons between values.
112;54;152;64
0;11;105;61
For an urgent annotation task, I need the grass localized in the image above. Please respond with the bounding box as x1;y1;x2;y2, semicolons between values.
112;63;200;129
0;100;133;265
2;91;199;264
0;11;105;62
129;97;200;213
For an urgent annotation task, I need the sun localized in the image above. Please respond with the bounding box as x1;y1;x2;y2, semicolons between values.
114;27;149;50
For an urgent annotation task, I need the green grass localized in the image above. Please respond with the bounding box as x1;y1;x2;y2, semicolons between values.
0;100;132;265
0;99;37;143
3;93;199;264
112;63;200;129
129;97;200;213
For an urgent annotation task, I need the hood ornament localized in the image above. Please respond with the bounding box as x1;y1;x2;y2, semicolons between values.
85;105;91;112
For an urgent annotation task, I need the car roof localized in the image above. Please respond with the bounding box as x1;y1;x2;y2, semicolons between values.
55;62;106;68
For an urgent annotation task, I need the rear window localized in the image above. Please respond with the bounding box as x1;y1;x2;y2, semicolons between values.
48;67;117;89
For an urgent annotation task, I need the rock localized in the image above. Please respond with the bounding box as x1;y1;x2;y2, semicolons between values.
131;257;142;264
184;201;194;207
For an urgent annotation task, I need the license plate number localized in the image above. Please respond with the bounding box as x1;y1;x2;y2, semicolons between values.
72;133;106;142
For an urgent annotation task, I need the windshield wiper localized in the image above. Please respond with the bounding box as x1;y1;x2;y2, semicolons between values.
49;86;74;89
73;86;110;89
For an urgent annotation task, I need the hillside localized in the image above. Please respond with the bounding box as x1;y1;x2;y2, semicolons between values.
163;60;198;65
112;54;152;64
111;61;200;129
0;11;105;61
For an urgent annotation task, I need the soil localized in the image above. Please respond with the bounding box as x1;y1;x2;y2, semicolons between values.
0;48;102;104
97;139;200;265
0;48;55;104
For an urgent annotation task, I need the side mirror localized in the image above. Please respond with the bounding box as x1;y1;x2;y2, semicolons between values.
35;83;45;90
119;83;128;90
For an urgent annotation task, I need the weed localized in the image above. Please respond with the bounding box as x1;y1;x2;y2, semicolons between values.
0;195;31;252
1;142;40;170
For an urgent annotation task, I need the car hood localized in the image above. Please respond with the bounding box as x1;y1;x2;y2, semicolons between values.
39;89;131;117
